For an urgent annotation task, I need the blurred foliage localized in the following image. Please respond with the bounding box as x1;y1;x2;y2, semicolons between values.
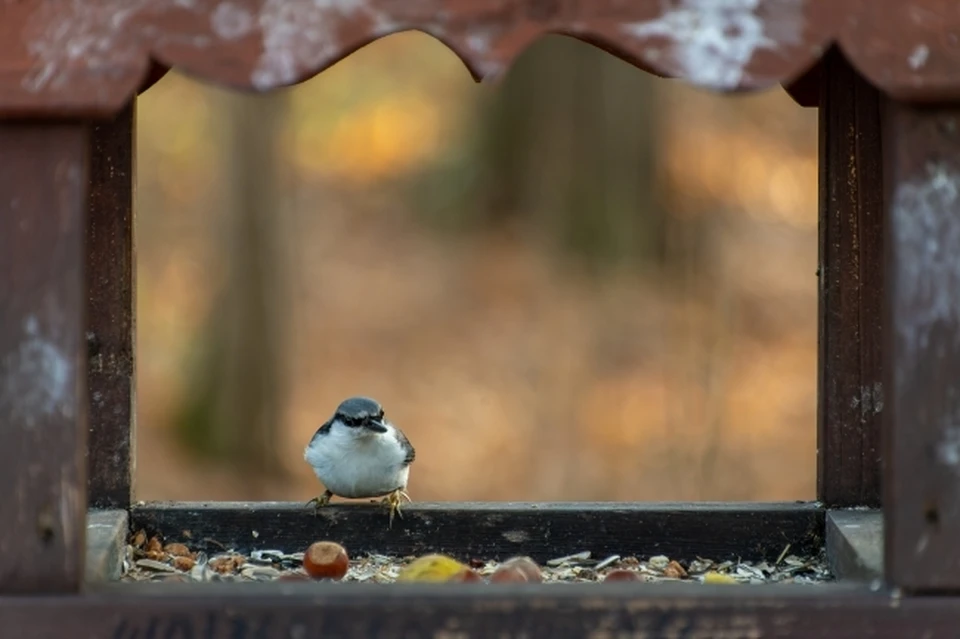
134;31;820;502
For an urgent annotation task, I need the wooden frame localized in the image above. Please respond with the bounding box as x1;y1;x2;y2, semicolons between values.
4;0;960;635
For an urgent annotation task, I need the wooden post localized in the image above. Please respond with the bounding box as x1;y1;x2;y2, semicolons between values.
0;122;90;593
86;102;136;509
817;47;885;508
883;100;960;591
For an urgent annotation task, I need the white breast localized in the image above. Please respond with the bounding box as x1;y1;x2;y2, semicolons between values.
303;422;410;499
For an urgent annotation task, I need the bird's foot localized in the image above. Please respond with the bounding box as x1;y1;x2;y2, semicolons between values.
306;490;333;516
381;488;411;529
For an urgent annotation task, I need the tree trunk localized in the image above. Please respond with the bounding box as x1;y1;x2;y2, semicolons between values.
175;90;289;492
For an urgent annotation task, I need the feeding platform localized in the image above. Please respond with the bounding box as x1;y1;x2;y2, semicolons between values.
3;0;960;636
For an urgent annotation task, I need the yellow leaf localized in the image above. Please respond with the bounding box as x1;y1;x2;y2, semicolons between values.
396;554;473;583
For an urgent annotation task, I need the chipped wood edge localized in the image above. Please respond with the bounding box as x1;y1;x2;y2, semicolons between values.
85;509;128;583
825;510;883;582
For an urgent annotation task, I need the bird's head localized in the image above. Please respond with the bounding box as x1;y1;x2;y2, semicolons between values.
332;396;388;436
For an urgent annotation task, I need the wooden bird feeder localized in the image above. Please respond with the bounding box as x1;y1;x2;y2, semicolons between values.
3;1;960;636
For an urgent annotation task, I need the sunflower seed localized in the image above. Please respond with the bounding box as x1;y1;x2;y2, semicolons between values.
136;559;176;572
546;551;590;566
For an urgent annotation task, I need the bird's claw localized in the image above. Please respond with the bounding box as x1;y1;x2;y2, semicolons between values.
306;491;332;516
381;489;411;529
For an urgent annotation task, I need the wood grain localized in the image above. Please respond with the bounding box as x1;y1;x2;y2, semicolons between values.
86;101;136;509
883;101;960;591
0;122;90;593
817;47;885;508
2;583;960;639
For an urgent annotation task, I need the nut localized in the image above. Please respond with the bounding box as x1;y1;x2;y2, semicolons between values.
145;536;162;554
172;556;195;571
663;560;687;579
129;529;147;549
164;543;193;558
303;541;350;580
453;568;483;582
603;569;644;582
490;557;542;583
209;554;245;574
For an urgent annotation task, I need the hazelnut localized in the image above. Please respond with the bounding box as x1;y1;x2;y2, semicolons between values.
303;541;349;580
490;557;543;583
450;567;483;582
603;569;644;582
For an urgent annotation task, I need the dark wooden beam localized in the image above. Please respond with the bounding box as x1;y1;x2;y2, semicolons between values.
131;501;824;563
817;47;885;508
0;122;90;593
3;583;960;639
86;102;136;509
883;100;960;591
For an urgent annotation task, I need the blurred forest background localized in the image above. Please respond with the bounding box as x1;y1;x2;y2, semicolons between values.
135;32;819;503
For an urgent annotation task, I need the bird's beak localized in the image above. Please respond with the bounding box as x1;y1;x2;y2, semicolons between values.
364;419;388;433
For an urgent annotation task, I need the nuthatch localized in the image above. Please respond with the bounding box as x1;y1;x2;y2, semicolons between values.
304;396;414;527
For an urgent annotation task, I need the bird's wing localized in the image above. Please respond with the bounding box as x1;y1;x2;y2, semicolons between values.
310;418;333;444
395;427;416;465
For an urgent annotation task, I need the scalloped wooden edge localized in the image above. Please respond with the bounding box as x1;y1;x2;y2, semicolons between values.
134;35;823;109
3;0;959;118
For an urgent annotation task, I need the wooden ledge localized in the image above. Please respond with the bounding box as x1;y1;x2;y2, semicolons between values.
826;509;883;582
85;509;127;583
130;501;824;563
1;582;958;638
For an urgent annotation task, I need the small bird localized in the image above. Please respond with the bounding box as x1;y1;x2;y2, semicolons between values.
303;396;415;527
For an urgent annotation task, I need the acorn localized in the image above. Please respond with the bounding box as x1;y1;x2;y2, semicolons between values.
303;541;350;580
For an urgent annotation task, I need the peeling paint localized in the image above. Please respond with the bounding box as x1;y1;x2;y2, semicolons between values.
621;0;803;90
0;315;72;429
894;162;960;473
892;162;960;356
251;0;370;90
937;426;960;468
908;44;930;70
211;3;255;41
21;1;149;93
851;382;884;416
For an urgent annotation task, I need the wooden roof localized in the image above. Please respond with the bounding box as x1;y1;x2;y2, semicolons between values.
1;0;958;118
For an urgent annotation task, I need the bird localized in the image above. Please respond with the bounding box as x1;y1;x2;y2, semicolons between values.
303;396;415;528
